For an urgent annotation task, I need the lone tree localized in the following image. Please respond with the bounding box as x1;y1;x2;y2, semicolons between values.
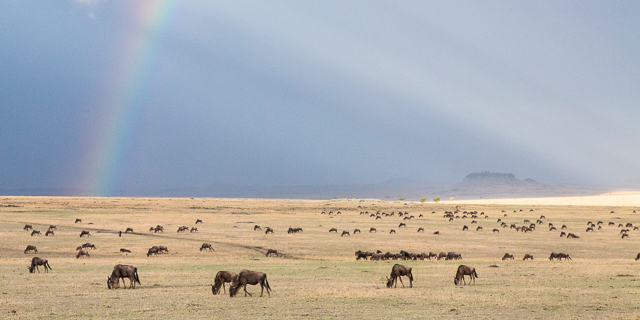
419;198;426;203
433;198;440;204
450;197;455;201
398;198;405;201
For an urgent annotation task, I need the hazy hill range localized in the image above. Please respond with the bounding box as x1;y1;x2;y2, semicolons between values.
0;172;620;200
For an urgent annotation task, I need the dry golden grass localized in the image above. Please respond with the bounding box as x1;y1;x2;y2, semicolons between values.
2;196;640;319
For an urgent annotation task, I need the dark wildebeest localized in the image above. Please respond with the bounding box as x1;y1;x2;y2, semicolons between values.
354;229;361;234
341;231;350;237
329;228;338;233
476;226;483;231
266;249;279;257
502;253;514;260
31;230;41;236
417;227;424;232
229;270;272;297
549;252;558;261
454;265;477;285
437;252;448;260
523;254;534;260
154;225;164;233
254;225;262;231
211;271;237;295
24;245;37;254
586;227;594;232
82;243;96;250
75;218;82;223
622;233;630;239
120;248;131;253
462;225;468;231
107;264;140;289
567;233;580;238
76;250;90;259
369;227;377;233
125;228;134;233
355;250;372;260
550;227;557;231
196;219;203;224
119;231;122;237
265;227;274;234
158;246;169;254
76;246;83;251
24;224;33;231
45;229;54;236
147;246;159;257
80;230;91;237
370;253;383;261
433;231;439;235
556;253;572;260
560;231;566;237
177;226;188;233
386;264;413;288
28;257;52;273
399;223;406;228
389;229;396;234
48;225;56;230
200;243;214;252
493;228;499;233
635;253;640;261
190;227;198;233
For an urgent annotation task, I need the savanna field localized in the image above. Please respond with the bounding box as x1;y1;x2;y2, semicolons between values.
2;196;640;319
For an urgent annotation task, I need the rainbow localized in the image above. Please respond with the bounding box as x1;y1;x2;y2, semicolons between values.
80;1;176;196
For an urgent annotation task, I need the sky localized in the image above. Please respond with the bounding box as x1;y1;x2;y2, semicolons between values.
1;1;639;196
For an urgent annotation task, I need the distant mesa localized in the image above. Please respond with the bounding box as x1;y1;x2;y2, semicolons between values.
456;172;538;187
464;172;516;180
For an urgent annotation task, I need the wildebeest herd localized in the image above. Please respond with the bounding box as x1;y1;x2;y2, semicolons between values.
16;204;640;303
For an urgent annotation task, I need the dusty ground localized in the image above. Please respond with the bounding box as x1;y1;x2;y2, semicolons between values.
1;195;640;319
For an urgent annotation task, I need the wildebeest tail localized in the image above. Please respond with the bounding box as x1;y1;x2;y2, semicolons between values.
265;276;272;292
473;269;478;278
134;267;141;285
46;261;52;270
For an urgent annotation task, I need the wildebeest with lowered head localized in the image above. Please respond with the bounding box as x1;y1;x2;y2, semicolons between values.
24;245;37;254
107;264;140;289
386;264;413;288
229;270;272;297
125;228;134;233
454;265;477;285
23;224;32;231
79;230;91;237
635;253;640;261
266;249;279;257
120;248;131;253
31;230;41;236
45;229;54;236
200;243;214;252
28;257;52;273
523;254;534;260
76;250;90;259
147;246;159;257
75;218;82;223
265;227;274;234
212;271;236;295
82;243;96;250
341;230;350;237
502;253;514;260
196;219;203;224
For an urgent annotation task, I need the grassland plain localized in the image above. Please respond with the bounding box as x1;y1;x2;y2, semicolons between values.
2;196;640;319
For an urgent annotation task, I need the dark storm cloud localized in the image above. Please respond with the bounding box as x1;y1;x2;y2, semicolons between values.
1;1;639;195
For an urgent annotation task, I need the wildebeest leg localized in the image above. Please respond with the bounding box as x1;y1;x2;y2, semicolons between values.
398;276;404;288
244;284;252;297
222;283;226;293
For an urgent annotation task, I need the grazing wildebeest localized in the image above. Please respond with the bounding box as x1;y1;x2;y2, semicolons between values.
622;233;630;239
355;250;372;260
265;227;274;234
353;229;361;234
462;225;468;231
154;225;164;233
399;223;406;228
476;226;483;231
31;230;41;236
502;253;514;260
147;246;159;257
560;231;566;237
196;219;203;224
82;243;96;250
24;245;37;254
437;252;448;260
212;271;237;295
125;228;134;233
80;230;91;237
107;264;140;289
586;227;594;232
120;248;131;253
635;253;640;261
229;270;271;297
157;246;169;254
329;228;338;233
266;249;279;257
446;252;462;260
454;265;477;285
254;225;262;231
433;231;439;235
45;229;54;236
493;228;499;233
567;233;580;238
556;253;572;260
389;229;396;234
76;246;83;251
75;218;82;223
341;230;350;237
200;243;214;252
549;252;558;261
28;257;52;273
76;250;90;259
523;254;534;260
417;227;424;232
386;264;413;288
190;227;198;233
24;224;33;231
369;227;377;233
177;226;188;233
370;253;383;261
550;227;557;231
149;227;154;232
